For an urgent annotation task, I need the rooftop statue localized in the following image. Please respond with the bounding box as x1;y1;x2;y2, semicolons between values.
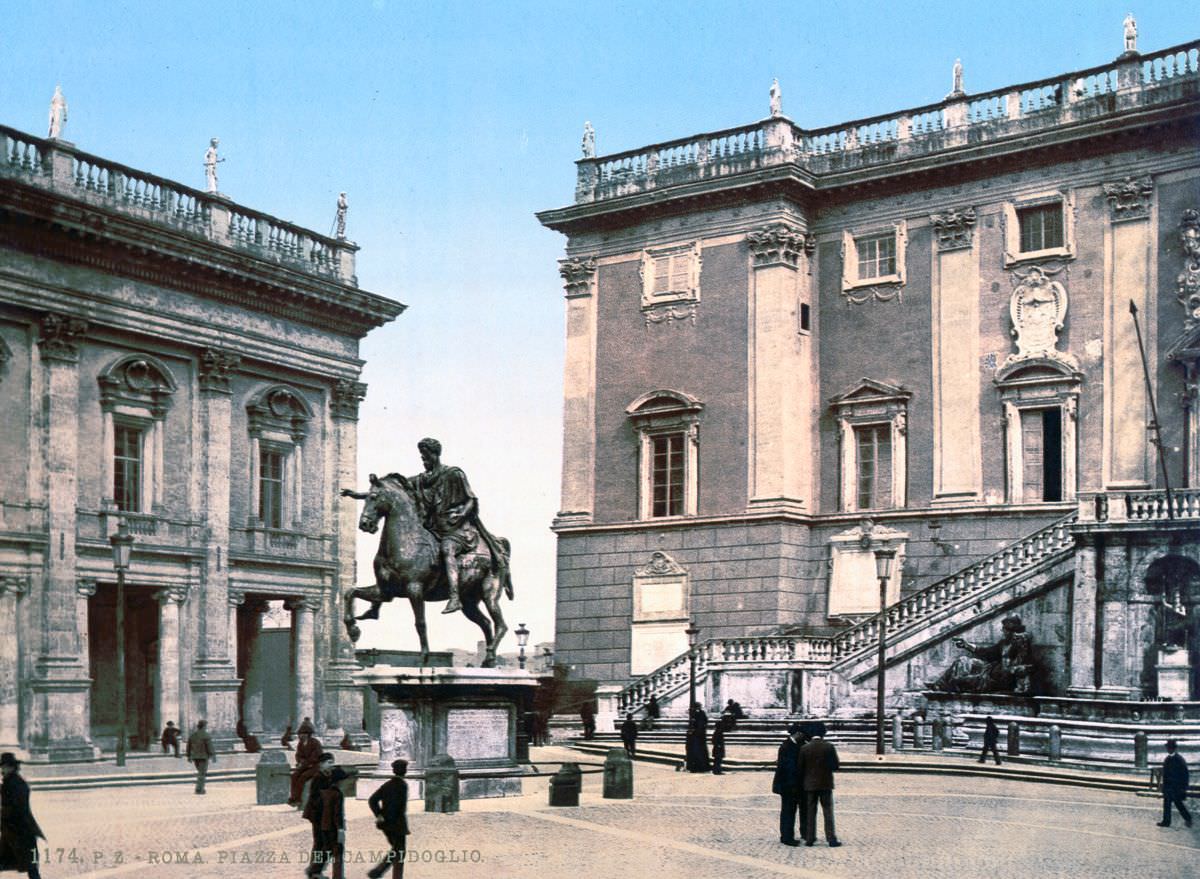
948;59;965;98
47;85;68;139
581;121;595;158
203;138;225;194
926;615;1036;695
769;78;782;117
1123;13;1138;54
340;438;513;666
335;192;348;239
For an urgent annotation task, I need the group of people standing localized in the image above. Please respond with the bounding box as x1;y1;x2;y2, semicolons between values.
772;722;842;848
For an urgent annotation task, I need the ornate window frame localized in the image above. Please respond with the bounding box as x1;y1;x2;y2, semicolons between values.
829;379;911;512
639;241;701;323
828;520;908;617
246;384;312;530
841;220;907;296
995;360;1081;504
98;354;177;513
1002;190;1075;266
626;389;702;520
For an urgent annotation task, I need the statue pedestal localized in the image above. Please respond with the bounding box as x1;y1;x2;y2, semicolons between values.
1156;647;1192;701
353;666;537;801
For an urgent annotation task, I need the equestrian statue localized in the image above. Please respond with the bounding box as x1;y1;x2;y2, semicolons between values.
340;438;512;667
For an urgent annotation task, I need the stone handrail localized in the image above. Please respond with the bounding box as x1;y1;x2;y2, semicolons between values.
0;124;354;283
826;514;1077;667
1079;488;1200;523
572;38;1200;204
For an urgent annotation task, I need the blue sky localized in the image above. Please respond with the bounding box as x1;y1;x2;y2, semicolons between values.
4;1;1193;655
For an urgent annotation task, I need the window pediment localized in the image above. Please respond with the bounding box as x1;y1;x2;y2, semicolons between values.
626;389;704;425
98;353;177;417
247;384;313;440
829;378;911;419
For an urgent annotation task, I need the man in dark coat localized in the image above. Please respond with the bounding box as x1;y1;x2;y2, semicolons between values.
1157;739;1193;828
799;722;841;847
979;716;1002;765
620;713;639;758
303;754;338;877
685;704;710;772
367;759;410;878
711;717;728;775
0;753;44;878
772;723;805;846
185;719;216;794
580;701;596;740
161;721;180;757
645;695;660;731
290;727;326;806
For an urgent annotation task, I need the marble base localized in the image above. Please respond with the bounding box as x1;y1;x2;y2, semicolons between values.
1156;648;1192;701
353;666;538;801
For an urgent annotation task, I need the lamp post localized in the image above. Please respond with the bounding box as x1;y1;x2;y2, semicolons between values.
685;622;700;711
874;547;896;757
515;622;530;670
109;519;134;767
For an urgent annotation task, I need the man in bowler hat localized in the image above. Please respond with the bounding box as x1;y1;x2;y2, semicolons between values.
367;759;410;878
0;753;44;878
185;719;215;794
799;722;841;847
620;713;639;758
1157;739;1193;828
772;723;806;846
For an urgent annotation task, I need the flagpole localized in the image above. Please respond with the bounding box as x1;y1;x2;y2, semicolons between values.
1129;301;1174;520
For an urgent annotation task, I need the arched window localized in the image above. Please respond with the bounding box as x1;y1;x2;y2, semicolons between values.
626;390;703;520
245;385;312;530
98;354;178;514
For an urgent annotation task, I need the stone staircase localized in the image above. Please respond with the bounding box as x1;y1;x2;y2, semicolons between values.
615;512;1078;717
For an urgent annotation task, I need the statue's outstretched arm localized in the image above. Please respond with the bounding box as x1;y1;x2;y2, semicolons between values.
340;488;368;500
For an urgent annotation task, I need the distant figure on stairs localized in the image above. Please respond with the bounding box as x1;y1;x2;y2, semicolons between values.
620;713;639;758
580;700;596;740
644;694;660;730
685;703;711;772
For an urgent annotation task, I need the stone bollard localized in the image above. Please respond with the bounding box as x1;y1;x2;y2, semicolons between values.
549;762;582;807
603;748;633;799
1048;725;1062;762
931;718;945;751
892;715;904;751
1134;731;1148;769
254;750;292;805
423;753;460;813
1006;721;1021;757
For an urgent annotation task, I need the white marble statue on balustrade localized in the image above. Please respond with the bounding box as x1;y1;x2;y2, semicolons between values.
203;137;225;194
948;59;965;98
47;85;68;139
1123;13;1138;54
769;78;782;117
581;121;595;158
335;192;348;239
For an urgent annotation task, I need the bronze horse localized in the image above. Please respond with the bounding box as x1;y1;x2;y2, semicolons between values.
341;473;512;666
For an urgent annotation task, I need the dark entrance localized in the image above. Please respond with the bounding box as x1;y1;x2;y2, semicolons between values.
1144;555;1200;700
89;585;159;752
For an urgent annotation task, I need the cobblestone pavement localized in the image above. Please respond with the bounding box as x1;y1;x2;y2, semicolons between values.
24;751;1197;879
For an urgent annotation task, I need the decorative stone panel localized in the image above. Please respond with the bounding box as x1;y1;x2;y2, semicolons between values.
559;256;598;298
198;348;240;394
1177;209;1200;328
930;207;977;251
331;379;367;421
38;313;88;362
1102;175;1154;223
746;223;812;269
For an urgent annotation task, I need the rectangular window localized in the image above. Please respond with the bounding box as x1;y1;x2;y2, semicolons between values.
650;433;685;518
856;233;896;280
1018;203;1064;253
651;253;691;297
1020;408;1063;502
113;424;142;513
855;425;893;510
799;302;811;332
260;449;285;528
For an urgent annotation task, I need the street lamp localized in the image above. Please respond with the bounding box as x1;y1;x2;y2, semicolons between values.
109;519;134;767
685;622;700;711
515;623;530;670
874;547;897;757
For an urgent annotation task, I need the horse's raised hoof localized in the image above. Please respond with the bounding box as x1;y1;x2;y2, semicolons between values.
355;605;381;621
347;624;362;643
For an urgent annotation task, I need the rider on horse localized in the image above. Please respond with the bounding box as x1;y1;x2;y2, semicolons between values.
408;437;507;614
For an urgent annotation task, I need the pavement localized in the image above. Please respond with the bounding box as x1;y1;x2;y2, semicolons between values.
20;745;1198;879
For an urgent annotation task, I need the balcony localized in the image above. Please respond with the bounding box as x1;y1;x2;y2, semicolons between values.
557;40;1199;211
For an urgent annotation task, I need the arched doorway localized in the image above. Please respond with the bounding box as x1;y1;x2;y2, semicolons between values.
1144;556;1200;700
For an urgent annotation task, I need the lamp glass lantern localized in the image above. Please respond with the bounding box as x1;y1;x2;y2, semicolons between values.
874;547;896;581
110;520;134;570
515;623;530;648
685;622;699;648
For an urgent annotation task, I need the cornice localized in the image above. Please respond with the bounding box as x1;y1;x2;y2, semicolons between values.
0;182;404;338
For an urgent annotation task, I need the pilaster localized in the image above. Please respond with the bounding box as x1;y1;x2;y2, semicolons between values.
155;588;186;735
746;223;813;513
0;576;28;751
557;256;599;525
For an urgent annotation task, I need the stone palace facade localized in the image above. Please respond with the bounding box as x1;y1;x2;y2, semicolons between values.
0;125;403;760
539;34;1200;719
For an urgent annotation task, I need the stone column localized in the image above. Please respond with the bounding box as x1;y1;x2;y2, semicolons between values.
1102;177;1155;488
556;258;598;525
288;596;319;730
930;208;982;504
155;588;184;733
746;224;813;513
1067;538;1100;695
189;348;242;750
0;577;28;750
324;380;370;746
241;600;270;739
29;314;96;761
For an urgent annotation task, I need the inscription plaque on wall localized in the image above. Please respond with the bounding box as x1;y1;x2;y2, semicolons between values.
446;707;510;761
